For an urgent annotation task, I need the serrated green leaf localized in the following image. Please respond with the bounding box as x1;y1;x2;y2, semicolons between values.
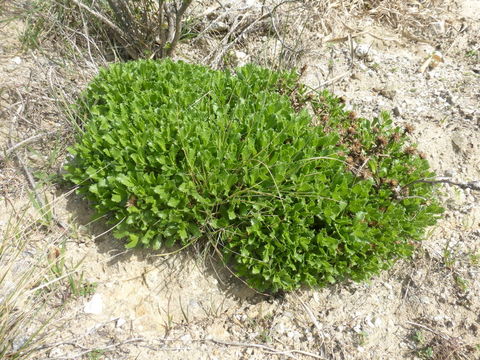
111;194;122;203
167;197;180;207
117;174;134;187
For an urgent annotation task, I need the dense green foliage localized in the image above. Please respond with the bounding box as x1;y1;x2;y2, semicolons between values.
65;59;443;292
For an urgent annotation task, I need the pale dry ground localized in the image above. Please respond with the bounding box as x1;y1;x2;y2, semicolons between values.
1;1;480;359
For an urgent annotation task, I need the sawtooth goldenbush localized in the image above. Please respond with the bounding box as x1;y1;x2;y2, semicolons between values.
65;59;443;292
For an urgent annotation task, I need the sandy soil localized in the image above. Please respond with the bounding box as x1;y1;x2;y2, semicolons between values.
1;1;479;359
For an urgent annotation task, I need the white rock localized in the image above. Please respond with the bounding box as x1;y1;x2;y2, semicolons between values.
84;294;103;315
49;348;64;357
358;63;368;71
12;336;29;352
444;169;456;177
210;21;228;33
419;296;431;305
116;317;126;328
11;56;22;65
393;106;402;117
451;132;469;153
234;51;250;67
431;21;445;34
275;322;287;334
189;299;200;309
355;44;371;59
353;324;363;333
365;316;374;328
283;311;294;318
224;0;261;8
287;330;301;339
383;282;393;290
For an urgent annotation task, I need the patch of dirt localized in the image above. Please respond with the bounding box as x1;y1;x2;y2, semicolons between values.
1;1;479;359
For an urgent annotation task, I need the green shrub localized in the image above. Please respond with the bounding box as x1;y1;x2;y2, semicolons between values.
65;59;443;292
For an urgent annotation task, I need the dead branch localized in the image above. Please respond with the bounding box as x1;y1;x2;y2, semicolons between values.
314;70;351;89
0;130;61;163
17;155;44;207
405;321;451;341
270;1;304;55
206;338;328;359
166;0;193;57
209;0;302;68
158;0;166;56
69;0;124;38
13;148;67;229
47;338;145;359
406;178;480;192
294;292;325;346
69;0;138;58
5;100;66;229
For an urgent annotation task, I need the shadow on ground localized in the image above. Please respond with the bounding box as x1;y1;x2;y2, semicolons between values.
61;186;267;304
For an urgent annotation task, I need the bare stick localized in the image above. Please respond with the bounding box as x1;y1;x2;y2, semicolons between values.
70;0;125;37
405;178;480;192
158;0;166;57
166;0;193;57
348;33;354;69
270;3;303;55
15;151;67;230
69;0;137;58
191;10;230;44
294;292;325;346
1;130;61;162
208;13;247;67
405;321;450;341
206;338;327;359
5;101;60;229
17;155;44;206
209;0;299;67
314;70;351;89
49;338;145;359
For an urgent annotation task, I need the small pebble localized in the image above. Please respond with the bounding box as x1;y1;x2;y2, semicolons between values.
11;56;22;65
116;317;126;328
84;294;103;315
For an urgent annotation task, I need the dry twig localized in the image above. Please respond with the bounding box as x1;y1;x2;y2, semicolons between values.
47;338;145;359
206;338;328;360
314;70;351;89
405;320;451;341
1;130;61;163
294;293;325;346
406;178;480;192
209;0;302;68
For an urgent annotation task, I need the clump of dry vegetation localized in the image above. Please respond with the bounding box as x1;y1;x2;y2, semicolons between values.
0;211;54;359
14;0;460;69
20;0;194;60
